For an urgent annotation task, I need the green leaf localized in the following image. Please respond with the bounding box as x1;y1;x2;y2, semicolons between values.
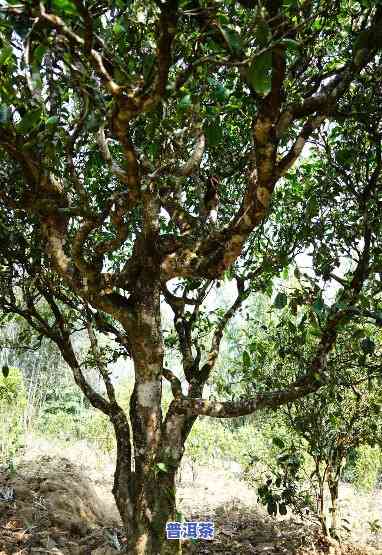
46;116;59;127
255;18;271;47
312;297;325;315
148;142;160;159
214;83;231;103
16;109;42;134
247;51;272;95
242;350;251;368
52;0;78;14
273;292;287;309
33;45;47;65
113;21;124;34
336;148;352;166
272;436;285;449
280;38;300;51
220;26;242;55
0;46;14;66
143;53;156;83
178;94;192;110
156;462;168;472
205;122;223;146
361;337;375;354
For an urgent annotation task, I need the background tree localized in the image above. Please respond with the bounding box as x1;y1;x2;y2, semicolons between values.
213;116;382;538
284;374;382;538
239;319;382;538
0;1;382;553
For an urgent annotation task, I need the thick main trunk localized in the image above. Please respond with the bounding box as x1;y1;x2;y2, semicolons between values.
119;275;183;554
128;470;181;555
110;381;196;554
111;430;181;555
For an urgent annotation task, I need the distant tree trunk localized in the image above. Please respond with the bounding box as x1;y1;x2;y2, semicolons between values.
318;481;328;536
327;465;341;538
315;462;328;536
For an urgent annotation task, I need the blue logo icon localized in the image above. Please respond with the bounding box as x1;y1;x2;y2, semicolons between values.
166;521;214;540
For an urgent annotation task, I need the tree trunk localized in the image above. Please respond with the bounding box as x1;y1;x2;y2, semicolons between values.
111;408;183;554
118;273;183;554
316;469;328;536
127;469;181;555
328;471;339;538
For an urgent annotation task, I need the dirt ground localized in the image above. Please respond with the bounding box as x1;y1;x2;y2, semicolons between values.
177;464;382;555
0;444;381;554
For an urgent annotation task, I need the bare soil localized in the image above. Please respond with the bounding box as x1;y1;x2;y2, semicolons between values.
0;447;381;554
0;456;120;554
177;464;382;555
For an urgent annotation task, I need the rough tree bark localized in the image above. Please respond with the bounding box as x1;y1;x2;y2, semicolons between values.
328;474;339;538
0;1;381;554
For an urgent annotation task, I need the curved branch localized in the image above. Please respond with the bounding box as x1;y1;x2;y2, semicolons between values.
178;130;205;177
39;5;121;95
171;381;320;418
96;126;132;184
197;277;248;384
163;368;185;399
277;115;325;176
86;316;117;405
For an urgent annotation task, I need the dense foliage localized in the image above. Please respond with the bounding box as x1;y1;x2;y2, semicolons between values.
0;1;382;553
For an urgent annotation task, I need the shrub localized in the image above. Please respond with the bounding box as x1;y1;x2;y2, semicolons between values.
353;445;382;492
0;367;26;465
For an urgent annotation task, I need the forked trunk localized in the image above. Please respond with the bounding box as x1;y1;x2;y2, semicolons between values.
111;423;182;554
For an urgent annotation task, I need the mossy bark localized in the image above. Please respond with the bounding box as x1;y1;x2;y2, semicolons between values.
128;471;181;554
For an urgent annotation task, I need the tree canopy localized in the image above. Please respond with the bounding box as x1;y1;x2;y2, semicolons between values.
0;1;381;553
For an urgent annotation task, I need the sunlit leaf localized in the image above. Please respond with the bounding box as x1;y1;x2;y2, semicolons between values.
156;462;168;472
247;51;272;95
178;94;192;110
0;46;14;66
46;116;59;127
16;109;42;134
52;0;78;15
